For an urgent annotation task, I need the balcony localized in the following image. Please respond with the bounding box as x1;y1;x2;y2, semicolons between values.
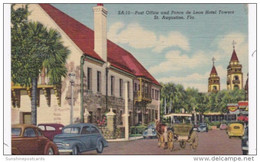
227;80;230;85
232;80;240;84
11;82;60;108
134;78;152;103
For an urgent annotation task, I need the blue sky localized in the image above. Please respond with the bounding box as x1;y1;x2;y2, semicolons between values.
52;4;248;92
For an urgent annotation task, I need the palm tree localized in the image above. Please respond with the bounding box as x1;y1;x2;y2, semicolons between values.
11;5;70;125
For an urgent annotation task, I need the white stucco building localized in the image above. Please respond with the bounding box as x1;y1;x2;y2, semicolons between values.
11;4;161;127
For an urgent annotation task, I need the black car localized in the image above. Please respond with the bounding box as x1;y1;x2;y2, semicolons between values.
241;126;248;155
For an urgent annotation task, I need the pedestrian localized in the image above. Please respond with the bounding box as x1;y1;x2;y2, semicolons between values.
163;126;168;149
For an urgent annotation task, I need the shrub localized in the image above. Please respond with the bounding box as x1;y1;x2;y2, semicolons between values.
130;125;147;135
209;121;221;128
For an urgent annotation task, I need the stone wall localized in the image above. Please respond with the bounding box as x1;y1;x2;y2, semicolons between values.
84;90;134;127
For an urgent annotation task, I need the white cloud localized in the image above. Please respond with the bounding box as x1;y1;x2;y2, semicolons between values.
214;32;248;70
148;50;209;74
158;72;209;92
108;23;248;92
153;31;190;52
108;22;189;52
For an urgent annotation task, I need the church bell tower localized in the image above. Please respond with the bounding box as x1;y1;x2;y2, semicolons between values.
227;41;243;90
208;57;220;92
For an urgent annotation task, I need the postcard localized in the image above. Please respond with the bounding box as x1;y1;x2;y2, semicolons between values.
3;2;257;159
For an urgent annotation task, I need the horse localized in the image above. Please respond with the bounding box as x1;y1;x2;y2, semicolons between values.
155;120;167;148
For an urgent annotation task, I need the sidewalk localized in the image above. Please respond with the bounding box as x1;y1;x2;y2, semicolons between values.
107;136;143;142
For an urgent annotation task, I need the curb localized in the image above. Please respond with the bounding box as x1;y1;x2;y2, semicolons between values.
107;136;143;142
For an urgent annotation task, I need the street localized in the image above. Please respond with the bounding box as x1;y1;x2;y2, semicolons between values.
82;129;242;155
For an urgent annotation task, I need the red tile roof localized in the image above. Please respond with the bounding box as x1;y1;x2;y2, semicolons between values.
210;65;218;75
39;4;160;86
230;49;239;62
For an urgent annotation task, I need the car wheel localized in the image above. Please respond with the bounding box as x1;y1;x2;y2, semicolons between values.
96;141;103;153
72;146;79;155
242;150;248;155
47;147;54;155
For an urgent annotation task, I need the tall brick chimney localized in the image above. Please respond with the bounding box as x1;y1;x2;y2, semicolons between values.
93;3;108;62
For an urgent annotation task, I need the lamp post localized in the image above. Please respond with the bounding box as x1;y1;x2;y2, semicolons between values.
69;72;76;124
105;62;110;112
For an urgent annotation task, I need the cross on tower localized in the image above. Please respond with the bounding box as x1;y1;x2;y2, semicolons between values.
232;40;236;49
212;57;216;66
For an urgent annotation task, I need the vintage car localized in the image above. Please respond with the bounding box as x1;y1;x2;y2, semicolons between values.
241;126;248;155
219;123;228;130
53;123;108;154
143;124;157;139
227;122;244;138
12;124;59;155
38;123;64;141
197;123;208;132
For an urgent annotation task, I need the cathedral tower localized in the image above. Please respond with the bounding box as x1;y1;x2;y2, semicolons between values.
227;41;243;90
208;57;220;92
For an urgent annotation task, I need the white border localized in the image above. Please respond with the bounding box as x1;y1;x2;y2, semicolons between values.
1;0;258;161
3;4;11;155
248;4;257;155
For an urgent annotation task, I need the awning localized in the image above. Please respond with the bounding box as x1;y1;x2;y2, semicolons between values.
164;113;192;118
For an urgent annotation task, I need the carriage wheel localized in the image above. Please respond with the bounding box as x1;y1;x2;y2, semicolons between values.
167;131;174;151
179;140;186;149
160;135;165;148
168;142;174;151
192;133;199;150
157;134;161;147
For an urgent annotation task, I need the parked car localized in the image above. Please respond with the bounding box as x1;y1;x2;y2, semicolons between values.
53;123;108;155
197;123;208;132
220;123;228;130
12;124;59;155
227;122;244;138
241;126;248;155
38;123;64;141
237;115;248;123
143;124;157;139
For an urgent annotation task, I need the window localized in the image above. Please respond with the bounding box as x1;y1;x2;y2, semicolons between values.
134;83;137;92
23;112;31;124
155;90;159;100
38;125;45;131
35;129;43;136
87;68;92;90
46;126;55;131
24;128;36;137
12;128;21;137
97;71;101;92
91;127;99;134
81;126;91;134
119;79;123;97
63;127;80;134
111;76;115;95
127;81;130;98
152;89;155;99
234;75;239;80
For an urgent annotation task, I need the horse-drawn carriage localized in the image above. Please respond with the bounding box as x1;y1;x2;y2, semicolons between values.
156;121;198;151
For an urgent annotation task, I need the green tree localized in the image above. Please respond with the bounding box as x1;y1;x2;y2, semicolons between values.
11;4;70;125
